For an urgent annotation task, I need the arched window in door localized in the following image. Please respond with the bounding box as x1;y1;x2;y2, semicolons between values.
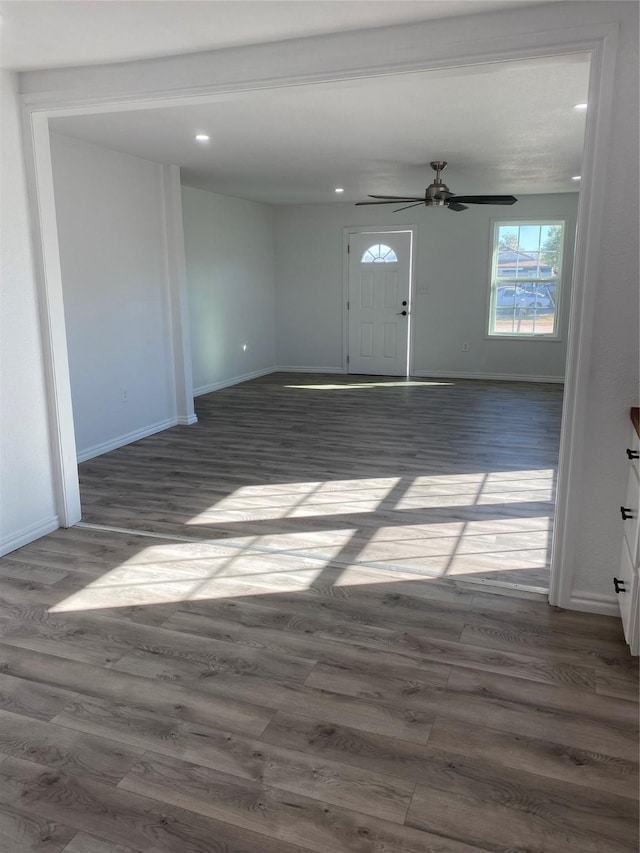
360;243;398;263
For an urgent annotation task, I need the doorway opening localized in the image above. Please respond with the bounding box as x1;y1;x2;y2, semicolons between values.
23;28;615;612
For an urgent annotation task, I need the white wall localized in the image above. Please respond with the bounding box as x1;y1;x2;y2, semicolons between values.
274;194;577;379
50;133;178;461
0;72;58;554
182;186;276;394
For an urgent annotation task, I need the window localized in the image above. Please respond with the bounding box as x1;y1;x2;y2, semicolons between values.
488;221;564;337
361;244;398;263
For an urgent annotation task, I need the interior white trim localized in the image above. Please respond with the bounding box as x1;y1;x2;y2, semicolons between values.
76;417;180;463
20;16;620;614
161;163;197;425
548;23;619;611
412;370;565;384
19;14;615;113
0;516;59;558
568;592;619;617
21;110;81;528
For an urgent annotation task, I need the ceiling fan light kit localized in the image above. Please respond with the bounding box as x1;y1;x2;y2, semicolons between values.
356;161;518;212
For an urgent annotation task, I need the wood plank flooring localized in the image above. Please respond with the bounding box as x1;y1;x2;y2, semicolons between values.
1;375;638;851
78;373;564;590
0;523;638;852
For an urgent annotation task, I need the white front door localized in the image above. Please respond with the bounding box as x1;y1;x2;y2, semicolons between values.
347;231;412;376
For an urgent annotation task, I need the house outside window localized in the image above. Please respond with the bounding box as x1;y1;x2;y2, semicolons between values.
488;221;565;338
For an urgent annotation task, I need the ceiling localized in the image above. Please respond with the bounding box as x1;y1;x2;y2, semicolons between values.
3;0;587;206
49;52;590;204
0;0;550;72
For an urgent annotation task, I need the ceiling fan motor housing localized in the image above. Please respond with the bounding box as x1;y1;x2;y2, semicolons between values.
424;160;452;205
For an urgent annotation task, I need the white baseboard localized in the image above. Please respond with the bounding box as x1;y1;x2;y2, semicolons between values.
77;417;179;463
0;515;59;557
567;591;619;617
412;370;565;384
194;367;275;397
273;366;346;374
176;414;198;425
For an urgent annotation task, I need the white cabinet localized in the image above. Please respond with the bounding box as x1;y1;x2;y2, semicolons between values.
615;409;639;655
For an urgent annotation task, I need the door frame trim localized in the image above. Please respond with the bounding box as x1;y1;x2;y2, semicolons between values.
342;226;417;377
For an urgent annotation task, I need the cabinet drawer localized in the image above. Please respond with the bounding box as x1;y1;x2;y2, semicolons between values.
615;537;639;655
621;464;640;564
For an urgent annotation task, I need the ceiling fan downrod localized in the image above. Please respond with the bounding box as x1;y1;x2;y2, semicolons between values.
425;160;452;206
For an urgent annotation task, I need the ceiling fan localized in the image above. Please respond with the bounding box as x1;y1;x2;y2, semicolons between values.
356;161;517;212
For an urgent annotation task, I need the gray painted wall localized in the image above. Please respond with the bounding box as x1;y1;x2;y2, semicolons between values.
274;194;578;379
182;186;276;394
50;133;177;460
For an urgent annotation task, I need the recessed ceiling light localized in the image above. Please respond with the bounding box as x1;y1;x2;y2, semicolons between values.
335;188;344;194
573;103;588;110
571;175;581;181
194;134;210;142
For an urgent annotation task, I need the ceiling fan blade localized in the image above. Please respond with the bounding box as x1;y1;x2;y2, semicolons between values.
355;199;419;206
448;202;468;212
367;194;425;200
393;202;424;212
449;195;518;205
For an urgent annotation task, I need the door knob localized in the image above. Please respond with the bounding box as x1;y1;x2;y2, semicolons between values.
396;310;407;316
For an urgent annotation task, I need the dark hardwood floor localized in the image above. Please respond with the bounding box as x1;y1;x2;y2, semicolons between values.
79;373;564;590
1;375;637;852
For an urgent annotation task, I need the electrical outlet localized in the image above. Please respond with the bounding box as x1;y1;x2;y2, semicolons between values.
462;343;470;352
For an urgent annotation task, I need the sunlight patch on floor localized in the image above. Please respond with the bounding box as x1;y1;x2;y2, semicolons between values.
186;477;401;524
185;501;385;524
48;545;335;612
395;551;549;577
220;477;403;496
184;470;555;526
198;517;553;565
396;469;555;509
285;381;453;390
46;548;438;614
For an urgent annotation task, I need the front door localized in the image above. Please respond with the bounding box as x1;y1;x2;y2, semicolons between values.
347;231;412;376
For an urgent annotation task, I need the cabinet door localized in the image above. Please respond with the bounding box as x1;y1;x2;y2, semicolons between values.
622;463;640;567
616;537;639;655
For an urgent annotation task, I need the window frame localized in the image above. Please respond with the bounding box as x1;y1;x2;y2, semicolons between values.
486;218;566;341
